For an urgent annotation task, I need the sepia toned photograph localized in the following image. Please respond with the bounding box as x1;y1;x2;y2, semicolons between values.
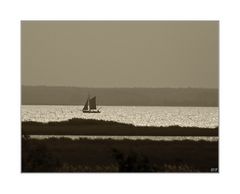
21;21;218;172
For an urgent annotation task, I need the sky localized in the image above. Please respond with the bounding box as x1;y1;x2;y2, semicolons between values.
22;21;218;88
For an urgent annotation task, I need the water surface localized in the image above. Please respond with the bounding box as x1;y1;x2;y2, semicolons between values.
22;105;218;128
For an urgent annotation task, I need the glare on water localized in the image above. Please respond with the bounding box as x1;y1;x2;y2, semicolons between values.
22;105;218;128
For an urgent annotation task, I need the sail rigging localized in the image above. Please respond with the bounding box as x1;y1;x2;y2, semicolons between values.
82;98;89;110
82;95;100;113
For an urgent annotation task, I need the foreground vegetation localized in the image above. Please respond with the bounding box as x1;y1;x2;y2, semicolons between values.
22;136;218;172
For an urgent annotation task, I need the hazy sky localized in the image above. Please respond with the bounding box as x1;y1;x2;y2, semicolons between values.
22;21;218;88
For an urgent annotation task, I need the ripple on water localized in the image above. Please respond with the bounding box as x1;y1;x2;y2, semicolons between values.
22;105;219;128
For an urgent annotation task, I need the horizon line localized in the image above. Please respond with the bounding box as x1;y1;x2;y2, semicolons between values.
22;85;218;89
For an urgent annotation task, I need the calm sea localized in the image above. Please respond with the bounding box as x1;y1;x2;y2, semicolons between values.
22;105;218;128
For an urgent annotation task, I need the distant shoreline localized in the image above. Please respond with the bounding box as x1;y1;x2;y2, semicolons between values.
22;104;218;107
22;86;218;106
22;118;218;136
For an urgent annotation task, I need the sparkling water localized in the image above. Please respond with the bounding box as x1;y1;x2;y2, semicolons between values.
22;105;218;128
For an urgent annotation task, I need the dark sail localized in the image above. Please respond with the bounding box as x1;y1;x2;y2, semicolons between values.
82;99;89;110
89;96;97;110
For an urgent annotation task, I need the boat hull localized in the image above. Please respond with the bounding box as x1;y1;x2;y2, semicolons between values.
82;110;101;113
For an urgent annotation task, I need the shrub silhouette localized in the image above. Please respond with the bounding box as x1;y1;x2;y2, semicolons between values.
112;149;154;172
22;137;60;172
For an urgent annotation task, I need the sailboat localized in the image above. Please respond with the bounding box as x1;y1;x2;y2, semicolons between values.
82;95;101;113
